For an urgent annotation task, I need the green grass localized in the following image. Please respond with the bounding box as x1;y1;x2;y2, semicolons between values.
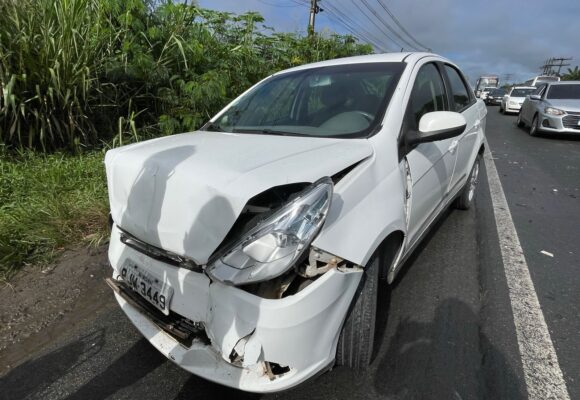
0;148;109;280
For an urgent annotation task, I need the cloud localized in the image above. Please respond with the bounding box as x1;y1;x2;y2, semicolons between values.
198;0;580;84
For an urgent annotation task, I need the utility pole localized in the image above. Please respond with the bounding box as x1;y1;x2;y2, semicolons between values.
308;0;322;36
539;57;572;76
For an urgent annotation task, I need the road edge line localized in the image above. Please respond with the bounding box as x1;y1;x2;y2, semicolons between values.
483;149;570;400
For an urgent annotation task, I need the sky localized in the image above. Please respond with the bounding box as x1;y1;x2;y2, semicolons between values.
196;0;580;86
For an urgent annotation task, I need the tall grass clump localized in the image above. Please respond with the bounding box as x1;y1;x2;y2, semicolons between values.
0;147;109;279
1;0;372;150
0;0;372;276
0;0;117;150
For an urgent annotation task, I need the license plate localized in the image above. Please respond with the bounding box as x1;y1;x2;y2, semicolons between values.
121;260;173;315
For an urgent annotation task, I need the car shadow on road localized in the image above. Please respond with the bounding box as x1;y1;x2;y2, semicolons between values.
0;330;105;400
65;338;166;400
372;298;526;400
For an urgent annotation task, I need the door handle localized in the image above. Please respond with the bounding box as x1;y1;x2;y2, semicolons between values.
448;139;459;154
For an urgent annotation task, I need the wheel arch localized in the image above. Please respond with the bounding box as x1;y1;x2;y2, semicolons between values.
373;230;405;283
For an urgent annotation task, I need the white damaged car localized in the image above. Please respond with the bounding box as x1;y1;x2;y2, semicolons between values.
105;53;487;392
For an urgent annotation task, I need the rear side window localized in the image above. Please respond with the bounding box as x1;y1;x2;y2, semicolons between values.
444;65;471;111
408;63;448;128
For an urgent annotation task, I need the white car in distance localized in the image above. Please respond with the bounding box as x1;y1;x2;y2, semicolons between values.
104;53;487;393
500;86;536;114
479;86;497;101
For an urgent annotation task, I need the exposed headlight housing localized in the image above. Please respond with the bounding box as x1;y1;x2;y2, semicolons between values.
207;177;333;286
545;107;565;116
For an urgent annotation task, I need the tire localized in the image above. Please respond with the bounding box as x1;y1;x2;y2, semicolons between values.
499;105;504;114
516;112;525;128
529;114;540;136
455;153;481;210
336;251;379;369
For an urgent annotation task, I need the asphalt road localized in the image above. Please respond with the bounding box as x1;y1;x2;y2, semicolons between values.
1;108;578;400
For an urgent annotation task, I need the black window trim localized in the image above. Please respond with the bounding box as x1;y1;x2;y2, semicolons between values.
440;63;476;113
398;61;450;158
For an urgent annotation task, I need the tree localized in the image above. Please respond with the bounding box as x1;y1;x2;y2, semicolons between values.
562;66;580;81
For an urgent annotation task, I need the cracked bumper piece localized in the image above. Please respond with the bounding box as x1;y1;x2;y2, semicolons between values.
108;226;362;392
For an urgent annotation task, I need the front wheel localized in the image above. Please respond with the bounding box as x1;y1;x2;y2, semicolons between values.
529;114;540;136
455;153;481;210
516;112;525;128
336;252;379;369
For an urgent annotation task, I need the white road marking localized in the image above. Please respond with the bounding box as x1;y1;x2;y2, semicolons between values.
484;149;570;400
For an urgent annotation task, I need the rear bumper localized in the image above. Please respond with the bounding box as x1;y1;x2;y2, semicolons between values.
505;104;522;113
108;225;362;392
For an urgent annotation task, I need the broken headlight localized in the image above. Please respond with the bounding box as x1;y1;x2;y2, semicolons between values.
207;177;333;286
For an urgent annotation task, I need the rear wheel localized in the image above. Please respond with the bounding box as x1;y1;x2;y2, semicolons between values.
455;153;481;210
529;114;540;136
336;252;379;369
516;112;525;128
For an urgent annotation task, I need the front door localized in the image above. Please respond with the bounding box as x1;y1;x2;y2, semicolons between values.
404;62;458;245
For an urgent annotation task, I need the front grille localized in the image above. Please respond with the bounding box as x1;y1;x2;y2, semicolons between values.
119;228;203;272
562;114;580;129
565;110;580;116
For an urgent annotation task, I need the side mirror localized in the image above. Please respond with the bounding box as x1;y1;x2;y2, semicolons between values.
407;111;467;145
529;95;541;101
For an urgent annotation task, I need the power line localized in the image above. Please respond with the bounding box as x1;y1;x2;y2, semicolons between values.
323;5;390;52
373;0;430;51
539;57;572;76
346;0;408;50
359;0;421;51
323;2;393;52
256;0;303;7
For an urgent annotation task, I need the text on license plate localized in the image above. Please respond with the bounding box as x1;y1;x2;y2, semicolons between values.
121;260;173;315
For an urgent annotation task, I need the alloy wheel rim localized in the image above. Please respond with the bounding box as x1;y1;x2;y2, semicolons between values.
468;161;479;202
531;117;537;134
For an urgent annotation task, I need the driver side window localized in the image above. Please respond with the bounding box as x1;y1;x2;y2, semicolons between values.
534;84;547;97
408;63;448;130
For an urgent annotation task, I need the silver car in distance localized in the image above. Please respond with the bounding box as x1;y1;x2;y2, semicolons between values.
104;53;487;392
518;81;580;136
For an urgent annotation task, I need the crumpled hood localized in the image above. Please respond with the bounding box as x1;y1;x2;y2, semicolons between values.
105;131;373;265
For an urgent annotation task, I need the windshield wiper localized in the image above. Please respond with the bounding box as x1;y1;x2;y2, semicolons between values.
233;128;301;137
203;122;225;132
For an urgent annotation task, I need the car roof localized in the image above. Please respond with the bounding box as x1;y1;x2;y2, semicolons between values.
273;52;445;75
546;81;580;86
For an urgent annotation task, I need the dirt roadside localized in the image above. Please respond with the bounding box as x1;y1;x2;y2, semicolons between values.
0;245;114;376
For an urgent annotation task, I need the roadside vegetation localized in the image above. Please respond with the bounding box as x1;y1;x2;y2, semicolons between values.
562;66;580;81
0;0;372;278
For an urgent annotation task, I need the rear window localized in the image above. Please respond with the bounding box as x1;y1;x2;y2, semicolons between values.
511;88;535;97
546;85;580;99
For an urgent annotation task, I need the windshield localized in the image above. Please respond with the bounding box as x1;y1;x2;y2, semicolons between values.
511;88;535;97
477;78;498;91
537;76;559;83
490;89;505;96
546;84;580;100
208;63;405;138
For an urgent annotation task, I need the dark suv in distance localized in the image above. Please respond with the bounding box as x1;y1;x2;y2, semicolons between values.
485;88;506;105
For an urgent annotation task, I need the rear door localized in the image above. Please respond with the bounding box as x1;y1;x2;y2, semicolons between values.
404;62;457;245
441;64;481;195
